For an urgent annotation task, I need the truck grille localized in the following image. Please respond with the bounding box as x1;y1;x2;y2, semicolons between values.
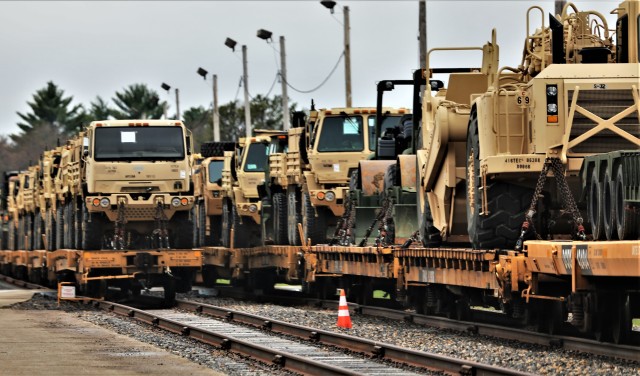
567;89;640;154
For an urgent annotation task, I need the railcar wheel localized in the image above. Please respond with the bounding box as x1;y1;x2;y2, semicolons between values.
588;172;604;240
466;111;531;249
202;265;218;287
56;206;64;250
611;293;635;344
614;164;639;240
272;193;288;245
455;297;472;321
221;200;231;248
302;191;326;245
287;188;302;246
87;279;107;299
162;275;176;306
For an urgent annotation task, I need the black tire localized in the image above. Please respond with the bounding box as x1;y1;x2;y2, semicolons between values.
602;168;617;240
33;212;43;250
81;203;102;250
73;201;82;249
18;216;24;250
191;206;199;248
382;164;398;244
287;188;302;246
56;205;64;250
208;215;222;246
466;110;532;250
420;198;442;247
63;202;73;249
588;172;604;240
45;209;56;251
221;200;231;248
272;193;288;245
24;214;32;251
302;191;326;245
172;211;195;249
614;164;639;240
8;220;16;251
198;202;206;247
349;169;360;192
231;204;250;248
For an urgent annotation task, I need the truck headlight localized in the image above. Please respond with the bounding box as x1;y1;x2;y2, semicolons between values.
171;197;181;207
325;191;335;202
99;198;110;208
248;204;258;213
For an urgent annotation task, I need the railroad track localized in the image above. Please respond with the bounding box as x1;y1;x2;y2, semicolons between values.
206;285;640;362
84;297;529;376
0;273;49;290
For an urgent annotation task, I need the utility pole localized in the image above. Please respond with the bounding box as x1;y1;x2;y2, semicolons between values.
344;6;352;107
242;45;252;138
213;74;220;141
419;0;426;69
280;36;290;130
555;0;566;16
175;88;181;120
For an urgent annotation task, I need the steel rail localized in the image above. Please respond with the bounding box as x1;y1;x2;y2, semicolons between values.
90;299;364;376
0;273;49;290
175;299;530;376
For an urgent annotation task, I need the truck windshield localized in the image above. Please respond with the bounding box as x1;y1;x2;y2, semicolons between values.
317;115;364;152
368;115;403;151
208;160;224;183
243;142;268;172
94;127;185;161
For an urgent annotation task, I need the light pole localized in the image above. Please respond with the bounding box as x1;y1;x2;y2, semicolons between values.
197;67;220;141
321;1;351;107
256;29;290;131
161;82;180;120
225;37;252;139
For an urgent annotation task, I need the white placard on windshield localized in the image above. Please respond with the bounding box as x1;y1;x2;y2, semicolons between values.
121;131;136;143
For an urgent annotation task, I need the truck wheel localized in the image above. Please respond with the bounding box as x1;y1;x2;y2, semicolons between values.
420;198;442;247
382;164;398;244
287;189;301;246
25;214;32;251
63;202;72;249
466;111;531;250
302;192;326;245
614;164;638;240
33;212;42;250
198;202;206;247
221;200;231;248
45;209;55;251
81;203;102;250
18;216;24;250
8;220;16;251
588;172;605;240
56;206;64;250
272;193;288;245
602;168;617;240
73;201;82;249
231;205;249;248
190;206;199;248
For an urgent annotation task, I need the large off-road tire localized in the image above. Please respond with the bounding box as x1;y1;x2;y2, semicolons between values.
73;201;82;249
302;191;326;245
272;193;288;245
466;110;532;250
197;202;206;247
287;188;302;246
190;206;199;248
81;203;102;250
63;202;74;249
588;171;605;240
173;211;195;249
33;212;43;250
17;216;25;250
602;168;617;240
614;164;639;240
420;198;442;247
24;214;33;251
221;200;232;248
56;206;64;250
8;220;16;251
231;205;250;248
45;209;56;251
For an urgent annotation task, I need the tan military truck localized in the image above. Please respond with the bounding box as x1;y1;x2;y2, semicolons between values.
34;146;62;250
220;130;288;248
193;141;236;247
55;120;197;251
269;105;409;245
14;167;39;251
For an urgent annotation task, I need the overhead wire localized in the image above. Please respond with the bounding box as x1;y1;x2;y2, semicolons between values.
283;51;345;94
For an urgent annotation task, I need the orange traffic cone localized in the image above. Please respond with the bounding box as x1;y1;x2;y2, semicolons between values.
336;289;352;329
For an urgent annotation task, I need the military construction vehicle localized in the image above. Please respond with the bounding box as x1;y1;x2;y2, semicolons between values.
417;1;639;250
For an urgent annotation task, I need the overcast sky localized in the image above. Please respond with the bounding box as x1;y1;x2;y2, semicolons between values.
0;0;620;137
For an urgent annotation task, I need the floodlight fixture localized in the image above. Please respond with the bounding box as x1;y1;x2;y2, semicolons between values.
256;29;273;41
224;37;237;51
161;83;171;92
197;67;208;79
320;0;337;13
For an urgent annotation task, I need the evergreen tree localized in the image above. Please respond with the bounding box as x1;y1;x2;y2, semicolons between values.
111;84;165;119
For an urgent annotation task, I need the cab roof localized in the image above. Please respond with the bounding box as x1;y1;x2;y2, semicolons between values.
88;119;185;127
